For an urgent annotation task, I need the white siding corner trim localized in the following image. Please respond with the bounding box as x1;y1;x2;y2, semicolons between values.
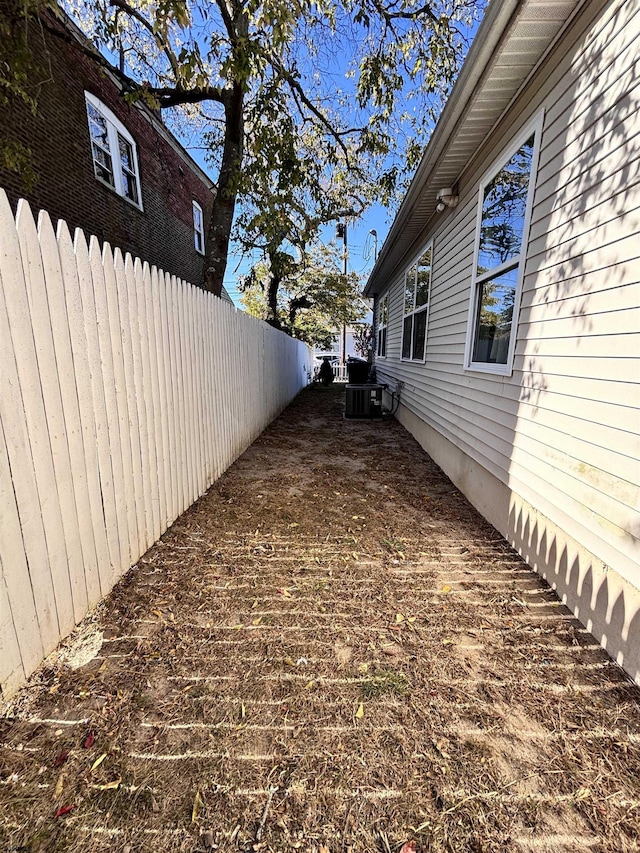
464;110;545;376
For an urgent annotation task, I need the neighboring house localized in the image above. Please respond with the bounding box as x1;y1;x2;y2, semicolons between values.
0;6;222;294
365;0;639;682
314;301;375;362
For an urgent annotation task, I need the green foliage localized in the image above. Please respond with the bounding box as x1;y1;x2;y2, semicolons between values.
360;668;409;699
62;0;485;292
0;0;58;181
352;323;373;359
239;242;366;349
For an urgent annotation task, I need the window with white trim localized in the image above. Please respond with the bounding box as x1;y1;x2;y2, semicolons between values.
193;200;205;254
85;92;142;208
401;243;431;361
377;292;388;357
466;115;543;373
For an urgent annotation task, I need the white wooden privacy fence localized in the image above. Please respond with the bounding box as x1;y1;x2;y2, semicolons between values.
0;191;312;698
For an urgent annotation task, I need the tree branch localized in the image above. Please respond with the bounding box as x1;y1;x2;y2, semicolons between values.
109;0;181;80
42;17;227;108
268;54;352;164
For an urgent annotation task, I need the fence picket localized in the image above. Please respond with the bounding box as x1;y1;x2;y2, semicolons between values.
145;278;162;544
56;219;107;603
89;238;129;578
0;421;30;691
13;200;77;638
0;195;311;699
73;228;118;591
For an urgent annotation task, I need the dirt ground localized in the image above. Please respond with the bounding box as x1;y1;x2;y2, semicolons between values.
1;385;639;853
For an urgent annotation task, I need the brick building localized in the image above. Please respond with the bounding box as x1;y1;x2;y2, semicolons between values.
0;8;219;292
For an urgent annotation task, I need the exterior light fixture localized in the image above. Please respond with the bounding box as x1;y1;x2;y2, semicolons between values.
435;187;459;212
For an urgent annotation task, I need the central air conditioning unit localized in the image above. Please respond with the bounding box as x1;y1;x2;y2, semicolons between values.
345;384;383;419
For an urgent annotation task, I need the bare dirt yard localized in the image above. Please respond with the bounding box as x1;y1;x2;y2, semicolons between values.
1;385;639;853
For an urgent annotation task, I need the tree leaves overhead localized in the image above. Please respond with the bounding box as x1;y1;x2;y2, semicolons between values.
61;0;482;293
239;242;367;348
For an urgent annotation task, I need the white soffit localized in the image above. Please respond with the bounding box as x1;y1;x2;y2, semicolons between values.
365;0;585;296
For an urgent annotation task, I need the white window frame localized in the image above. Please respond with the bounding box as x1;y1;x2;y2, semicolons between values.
376;291;389;358
464;111;544;376
193;200;205;254
84;91;143;210
401;241;432;363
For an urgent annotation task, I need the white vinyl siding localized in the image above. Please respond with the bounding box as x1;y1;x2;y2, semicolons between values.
375;0;640;587
85;92;142;209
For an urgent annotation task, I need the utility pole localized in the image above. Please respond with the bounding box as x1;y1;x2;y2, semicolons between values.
369;229;378;261
337;220;348;368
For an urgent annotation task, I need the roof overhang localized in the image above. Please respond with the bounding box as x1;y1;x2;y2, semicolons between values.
364;0;587;296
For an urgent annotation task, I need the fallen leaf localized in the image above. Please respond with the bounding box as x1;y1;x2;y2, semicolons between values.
395;613;404;624
278;588;292;598
355;703;364;719
192;790;204;823
83;732;95;749
442;639;454;646
54;804;75;818
152;609;163;618
97;660;108;674
407;616;417;624
54;773;64;799
94;778;121;790
53;751;69;768
91;753;107;771
399;842;417;853
241;702;246;719
442;585;452;594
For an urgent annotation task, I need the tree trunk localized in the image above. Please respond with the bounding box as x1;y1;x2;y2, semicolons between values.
202;81;244;295
265;273;282;329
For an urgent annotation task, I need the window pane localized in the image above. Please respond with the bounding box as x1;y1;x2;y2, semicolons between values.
412;309;427;360
92;143;114;185
416;247;431;307
478;134;534;274
87;104;110;148
380;294;388;326
123;171;139;203
193;204;202;230
405;265;416;314
472;267;518;365
402;315;412;359
377;327;386;357
118;135;135;171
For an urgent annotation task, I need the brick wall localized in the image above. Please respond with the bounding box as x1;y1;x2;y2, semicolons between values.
0;13;216;291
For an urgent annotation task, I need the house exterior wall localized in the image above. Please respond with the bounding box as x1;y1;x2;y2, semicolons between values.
375;0;640;681
0;12;215;289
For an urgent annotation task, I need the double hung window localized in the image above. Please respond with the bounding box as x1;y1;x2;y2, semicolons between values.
401;244;431;361
377;292;389;357
193;201;205;254
85;92;142;208
466;115;542;373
